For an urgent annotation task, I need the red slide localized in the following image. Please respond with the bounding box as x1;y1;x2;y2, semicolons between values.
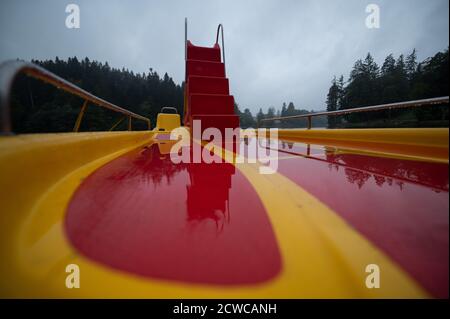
184;40;240;138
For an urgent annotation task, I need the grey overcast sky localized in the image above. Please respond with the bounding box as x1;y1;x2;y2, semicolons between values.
0;0;448;113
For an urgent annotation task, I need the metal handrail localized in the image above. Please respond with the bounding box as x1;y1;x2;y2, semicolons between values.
0;60;151;133
185;17;188;62
161;106;178;114
184;17;188;124
109;116;127;131
259;96;449;129
215;24;226;76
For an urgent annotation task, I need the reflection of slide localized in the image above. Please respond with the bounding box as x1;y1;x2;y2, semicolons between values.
65;141;281;285
186;161;234;231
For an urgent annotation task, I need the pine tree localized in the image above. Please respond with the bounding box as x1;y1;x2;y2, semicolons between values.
256;108;265;126
363;53;380;81
381;54;396;76
326;77;339;128
337;75;345;109
343;53;380;124
266;107;276;128
394;54;409;101
405;49;418;79
240;108;256;128
286;102;295;115
380;54;399;103
281;102;287;116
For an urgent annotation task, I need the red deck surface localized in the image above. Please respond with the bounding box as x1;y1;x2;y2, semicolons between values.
65;142;282;284
65;138;448;296
269;141;449;298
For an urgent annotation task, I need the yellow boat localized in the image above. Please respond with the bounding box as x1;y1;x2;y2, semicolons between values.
0;23;448;299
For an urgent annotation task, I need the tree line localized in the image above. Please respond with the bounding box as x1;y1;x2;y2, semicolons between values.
236;102;327;129
12;56;322;132
326;48;449;128
9;48;448;133
11;57;184;132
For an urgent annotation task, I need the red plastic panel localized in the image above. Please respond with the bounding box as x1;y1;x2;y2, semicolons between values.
187;41;221;62
184;39;239;138
65;143;281;284
191;114;240;140
275;149;449;298
190;94;235;115
187;60;225;77
188;76;229;95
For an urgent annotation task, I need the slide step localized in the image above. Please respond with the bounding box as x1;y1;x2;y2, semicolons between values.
189;94;235;115
191;114;239;140
188;76;229;95
187;41;221;62
187;60;225;77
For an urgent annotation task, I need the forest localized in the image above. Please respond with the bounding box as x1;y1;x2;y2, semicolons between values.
9;47;449;133
11;57;184;132
326;48;449;128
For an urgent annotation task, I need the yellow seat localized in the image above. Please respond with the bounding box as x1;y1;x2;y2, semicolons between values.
154;107;181;132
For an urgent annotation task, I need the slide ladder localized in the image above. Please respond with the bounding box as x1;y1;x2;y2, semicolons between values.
184;28;239;138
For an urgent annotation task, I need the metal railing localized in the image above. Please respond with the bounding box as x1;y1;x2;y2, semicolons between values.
184;17;188;122
258;96;449;129
184;18;226;69
215;23;226;76
0;60;151;134
185;17;188;62
161;106;178;114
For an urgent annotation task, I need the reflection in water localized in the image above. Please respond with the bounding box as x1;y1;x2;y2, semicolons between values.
267;139;449;192
263;137;448;298
186;162;233;232
324;152;449;192
342;168;372;189
108;141;236;231
107;143;187;186
66;139;281;284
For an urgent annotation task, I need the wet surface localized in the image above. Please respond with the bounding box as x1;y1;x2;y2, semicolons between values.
262;138;449;298
65;140;281;285
66;136;448;296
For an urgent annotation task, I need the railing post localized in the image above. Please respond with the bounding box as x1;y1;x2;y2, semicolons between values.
109;116;126;131
128;116;132;131
307;116;312;129
73;100;88;132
